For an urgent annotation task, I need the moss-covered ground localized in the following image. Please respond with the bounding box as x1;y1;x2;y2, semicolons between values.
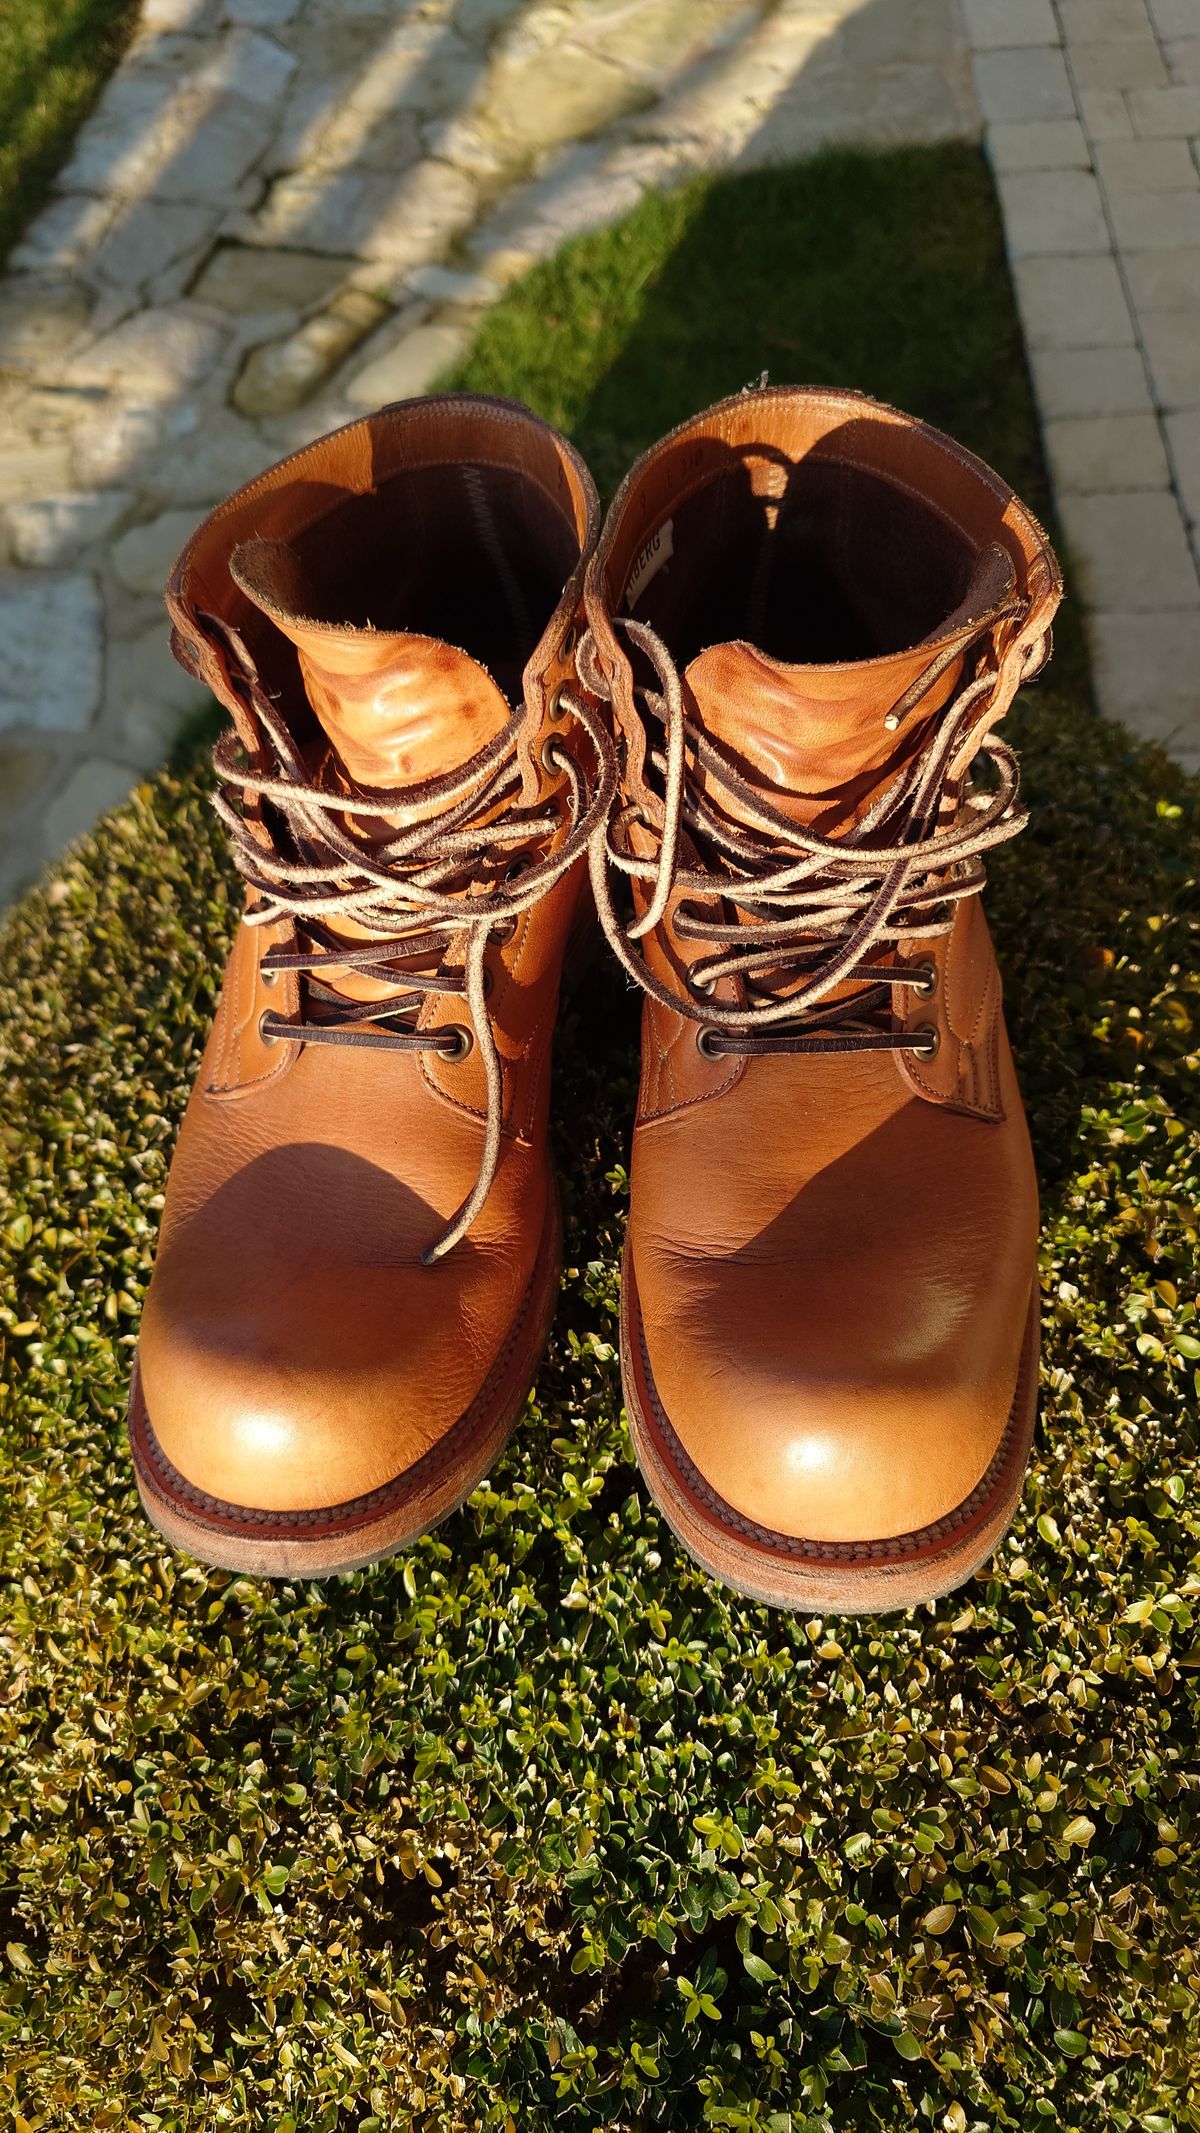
1;148;1198;2131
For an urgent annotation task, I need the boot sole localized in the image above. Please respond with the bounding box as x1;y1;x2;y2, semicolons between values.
128;1195;562;1578
620;1248;1040;1615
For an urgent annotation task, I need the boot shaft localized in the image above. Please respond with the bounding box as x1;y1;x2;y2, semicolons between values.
580;387;1062;1120
167;392;598;794
585;386;1061;829
159;396;610;1263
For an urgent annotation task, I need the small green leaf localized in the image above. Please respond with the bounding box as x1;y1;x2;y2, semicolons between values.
743;1952;777;1986
922;1905;957;1936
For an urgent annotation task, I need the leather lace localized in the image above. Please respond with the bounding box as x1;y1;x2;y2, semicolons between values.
206;620;616;1263
580;615;1031;1060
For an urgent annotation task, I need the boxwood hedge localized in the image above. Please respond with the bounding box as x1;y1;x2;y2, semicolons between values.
1;150;1198;2131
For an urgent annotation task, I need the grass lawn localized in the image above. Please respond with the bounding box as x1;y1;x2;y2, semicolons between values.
0;0;137;269
2;146;1199;2131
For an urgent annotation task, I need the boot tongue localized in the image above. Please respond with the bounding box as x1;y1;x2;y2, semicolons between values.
683;543;1016;830
230;534;511;789
229;534;515;1010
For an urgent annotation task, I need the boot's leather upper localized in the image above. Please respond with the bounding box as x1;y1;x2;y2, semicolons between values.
585;388;1061;1548
137;395;607;1515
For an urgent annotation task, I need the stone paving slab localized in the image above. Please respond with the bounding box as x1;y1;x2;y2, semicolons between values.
963;0;1200;772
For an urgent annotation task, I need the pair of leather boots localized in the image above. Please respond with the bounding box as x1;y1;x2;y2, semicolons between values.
128;387;1061;1614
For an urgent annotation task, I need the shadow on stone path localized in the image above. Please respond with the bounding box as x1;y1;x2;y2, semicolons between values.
0;0;975;904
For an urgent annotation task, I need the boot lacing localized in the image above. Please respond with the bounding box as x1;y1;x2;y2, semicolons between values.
578;615;1031;1058
207;621;616;1263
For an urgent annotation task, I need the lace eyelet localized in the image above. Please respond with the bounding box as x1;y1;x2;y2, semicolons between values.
260;963;279;988
437;1024;474;1063
911;1021;940;1061
540;733;566;773
258;1010;281;1046
546;680;568;722
907;957;938;998
697;1025;722;1060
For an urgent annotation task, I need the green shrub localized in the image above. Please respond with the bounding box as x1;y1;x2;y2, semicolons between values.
2;150;1198;2131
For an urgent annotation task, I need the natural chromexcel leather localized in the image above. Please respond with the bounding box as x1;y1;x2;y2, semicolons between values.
130;394;603;1568
585;387;1062;1606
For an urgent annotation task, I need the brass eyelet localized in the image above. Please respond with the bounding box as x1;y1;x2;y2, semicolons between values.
260;963;279;988
258;1010;280;1046
911;1022;940;1061
438;1024;474;1063
697;1025;722;1060
546;680;568;722
908;957;938;998
540;733;566;773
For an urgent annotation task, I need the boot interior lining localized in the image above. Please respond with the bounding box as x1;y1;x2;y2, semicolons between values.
263;461;580;705
626;460;977;668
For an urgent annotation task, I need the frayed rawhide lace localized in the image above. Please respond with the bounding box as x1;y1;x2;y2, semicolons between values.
206;620;616;1263
581;615;1032;1060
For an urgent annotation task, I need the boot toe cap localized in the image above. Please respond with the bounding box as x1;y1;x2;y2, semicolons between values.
136;1247;528;1519
629;1252;1034;1549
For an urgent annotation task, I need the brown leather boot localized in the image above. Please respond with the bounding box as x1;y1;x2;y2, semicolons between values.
584;387;1062;1613
129;394;610;1575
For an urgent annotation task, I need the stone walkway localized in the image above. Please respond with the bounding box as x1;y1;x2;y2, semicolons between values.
11;0;1180;908
964;0;1200;772
0;0;978;905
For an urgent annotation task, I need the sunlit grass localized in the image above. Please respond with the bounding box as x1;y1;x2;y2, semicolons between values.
0;0;137;268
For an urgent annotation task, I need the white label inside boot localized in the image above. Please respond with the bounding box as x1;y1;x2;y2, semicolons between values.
625;518;674;611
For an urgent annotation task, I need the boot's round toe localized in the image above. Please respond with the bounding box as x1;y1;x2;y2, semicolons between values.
628;1252;1030;1551
137;1248;522;1519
